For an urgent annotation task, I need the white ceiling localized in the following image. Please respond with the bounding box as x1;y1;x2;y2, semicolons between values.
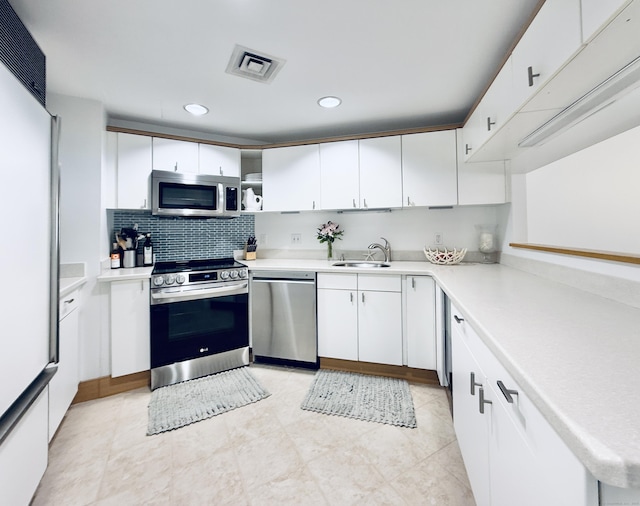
10;0;541;144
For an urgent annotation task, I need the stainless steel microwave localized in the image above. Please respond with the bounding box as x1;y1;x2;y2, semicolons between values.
151;170;241;218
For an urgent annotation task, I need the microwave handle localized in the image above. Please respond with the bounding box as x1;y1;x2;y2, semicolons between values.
218;183;224;214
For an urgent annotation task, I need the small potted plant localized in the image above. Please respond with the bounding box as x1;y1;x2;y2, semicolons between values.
317;220;344;260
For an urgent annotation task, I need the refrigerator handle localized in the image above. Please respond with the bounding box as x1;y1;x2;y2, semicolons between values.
49;115;61;364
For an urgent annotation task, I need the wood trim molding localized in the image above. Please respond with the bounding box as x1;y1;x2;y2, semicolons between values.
72;371;150;404
319;358;440;385
106;123;462;151
509;243;640;265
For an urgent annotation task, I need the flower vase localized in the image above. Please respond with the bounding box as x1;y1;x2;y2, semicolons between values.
327;241;333;260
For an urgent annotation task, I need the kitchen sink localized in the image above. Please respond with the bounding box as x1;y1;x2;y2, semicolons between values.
331;261;391;268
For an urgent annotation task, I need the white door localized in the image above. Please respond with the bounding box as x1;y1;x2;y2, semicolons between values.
320;140;359;210
405;276;436;369
402;131;457;207
317;288;358;361
359;136;403;209
152;138;199;173
262;144;321;211
199;144;240;176
117;133;152;209
357;290;402;365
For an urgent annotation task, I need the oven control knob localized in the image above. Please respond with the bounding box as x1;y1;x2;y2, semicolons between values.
176;274;186;284
229;270;239;279
220;271;230;280
164;274;176;285
153;276;164;287
238;270;247;279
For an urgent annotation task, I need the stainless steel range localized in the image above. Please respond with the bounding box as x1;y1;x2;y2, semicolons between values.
149;258;249;390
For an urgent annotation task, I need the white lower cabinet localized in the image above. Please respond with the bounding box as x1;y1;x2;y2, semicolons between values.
451;303;599;506
317;273;402;365
110;279;150;377
404;276;436;369
48;289;80;441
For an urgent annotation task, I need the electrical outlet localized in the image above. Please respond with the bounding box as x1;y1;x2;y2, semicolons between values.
434;233;443;245
291;233;301;245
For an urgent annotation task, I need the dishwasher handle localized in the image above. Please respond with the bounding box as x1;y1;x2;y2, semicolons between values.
251;278;315;285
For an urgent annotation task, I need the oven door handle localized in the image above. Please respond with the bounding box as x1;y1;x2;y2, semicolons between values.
151;282;248;305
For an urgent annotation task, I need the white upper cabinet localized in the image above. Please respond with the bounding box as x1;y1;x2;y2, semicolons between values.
116;133;152;209
152;138;199;173
457;129;507;205
319;140;360;210
262;144;321;212
512;0;582;112
581;0;631;42
462;59;515;161
401;130;457;207
359;136;403;209
199;144;241;177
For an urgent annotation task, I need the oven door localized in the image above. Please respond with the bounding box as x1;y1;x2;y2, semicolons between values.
150;283;249;369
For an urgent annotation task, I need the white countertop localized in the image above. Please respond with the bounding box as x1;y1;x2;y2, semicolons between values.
97;266;154;282
59;276;86;297
96;258;640;487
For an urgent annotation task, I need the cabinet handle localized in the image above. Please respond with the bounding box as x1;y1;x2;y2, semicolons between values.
174;162;178;171
142;198;147;208
487;116;496;132
313;200;316;210
497;380;519;403
352;198;356;208
219;166;223;175
470;371;482;396
465;144;472;155
454;314;464;324
479;386;492;414
527;66;540;87
350;292;354;303
361;292;365;303
407;196;411;206
411;277;415;289
64;298;75;304
363;198;368;208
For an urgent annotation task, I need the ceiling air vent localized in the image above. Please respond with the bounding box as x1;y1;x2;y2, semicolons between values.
225;44;285;84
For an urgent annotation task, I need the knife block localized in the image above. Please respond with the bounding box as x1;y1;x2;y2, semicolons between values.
244;248;256;261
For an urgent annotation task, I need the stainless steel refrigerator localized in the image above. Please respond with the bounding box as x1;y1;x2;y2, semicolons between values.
0;58;60;504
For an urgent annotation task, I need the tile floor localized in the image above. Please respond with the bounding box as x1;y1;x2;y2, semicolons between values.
33;365;476;505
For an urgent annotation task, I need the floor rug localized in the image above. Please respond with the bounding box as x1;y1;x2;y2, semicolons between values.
300;369;417;428
147;366;270;435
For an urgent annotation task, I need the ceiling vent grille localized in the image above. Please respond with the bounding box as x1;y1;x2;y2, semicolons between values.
225;44;285;84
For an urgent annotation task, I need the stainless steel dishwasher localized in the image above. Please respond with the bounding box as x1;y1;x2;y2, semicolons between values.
250;270;318;368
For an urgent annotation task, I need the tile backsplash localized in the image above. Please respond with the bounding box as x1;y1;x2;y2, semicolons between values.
109;210;255;262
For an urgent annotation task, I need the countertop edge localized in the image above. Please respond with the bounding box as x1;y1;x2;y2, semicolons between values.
60;277;86;297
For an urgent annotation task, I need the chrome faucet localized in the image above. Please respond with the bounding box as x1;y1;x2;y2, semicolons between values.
367;237;391;262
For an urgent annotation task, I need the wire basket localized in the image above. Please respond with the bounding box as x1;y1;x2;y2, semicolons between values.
423;247;467;265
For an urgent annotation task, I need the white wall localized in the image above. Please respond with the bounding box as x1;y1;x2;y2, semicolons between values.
255;205;509;259
47;94;109;381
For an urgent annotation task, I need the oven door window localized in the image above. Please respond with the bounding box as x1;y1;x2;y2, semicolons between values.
150;293;248;368
159;182;217;210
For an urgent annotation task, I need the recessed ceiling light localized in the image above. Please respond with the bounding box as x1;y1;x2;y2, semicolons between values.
318;96;342;108
184;103;209;116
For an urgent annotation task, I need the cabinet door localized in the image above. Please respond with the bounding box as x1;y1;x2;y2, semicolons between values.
358;290;402;365
359;136;403;209
110;279;150;377
511;0;582;110
199;144;241;176
457;131;506;205
152;138;199;173
49;301;79;441
402;131;457;207
117;133;152;209
262;144;321;211
581;0;631;42
451;322;491;506
405;276;436;369
320;140;359;210
317;288;358;361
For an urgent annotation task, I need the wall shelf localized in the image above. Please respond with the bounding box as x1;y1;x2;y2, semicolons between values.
509;243;640;265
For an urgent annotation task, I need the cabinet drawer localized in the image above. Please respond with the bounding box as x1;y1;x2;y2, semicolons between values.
317;273;357;290
59;289;80;321
358;274;401;292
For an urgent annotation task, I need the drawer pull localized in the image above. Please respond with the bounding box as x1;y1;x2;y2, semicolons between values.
454;314;464;323
64;298;75;304
497;380;518;403
470;371;482;396
479;386;492;414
